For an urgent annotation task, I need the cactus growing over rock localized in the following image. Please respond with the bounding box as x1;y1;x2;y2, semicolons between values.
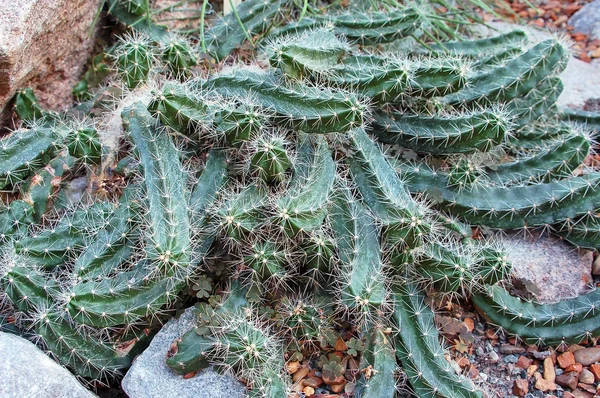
2;1;600;397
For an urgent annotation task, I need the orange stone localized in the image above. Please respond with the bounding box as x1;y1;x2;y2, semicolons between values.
565;363;583;374
558;352;576;369
513;379;529;397
516;356;533;369
589;363;600;381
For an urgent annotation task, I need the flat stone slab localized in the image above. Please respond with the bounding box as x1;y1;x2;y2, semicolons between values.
0;332;97;398
503;231;594;303
122;308;246;398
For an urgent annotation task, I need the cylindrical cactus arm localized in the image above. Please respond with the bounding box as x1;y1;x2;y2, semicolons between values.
123;102;191;267
273;136;335;236
268;7;421;45
64;125;102;166
188;150;229;266
11;202;116;270
443;39;568;106
35;311;133;380
487;128;591;185
429;30;527;57
207;69;369;134
392;283;483;398
204;0;285;61
508;76;563;128
317;9;421;46
405;56;471;98
413;242;477;294
14;88;55;125
0;200;34;242
397;161;600;229
560;108;600;133
147;81;210;135
113;33;156;89
330;186;388;323
265;28;349;79
214;185;266;242
346;128;431;249
248;133;292;184
166;326;212;374
73;190;140;280
472;285;600;346
0;259;58;313
371;109;509;155
554;212;600;250
65;262;182;327
160;35;198;78
21;151;75;221
354;328;397;398
0;127;60;190
167;281;250;374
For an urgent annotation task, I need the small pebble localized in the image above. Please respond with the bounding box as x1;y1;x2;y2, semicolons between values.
579;368;595;384
504;354;518;364
488;351;499;363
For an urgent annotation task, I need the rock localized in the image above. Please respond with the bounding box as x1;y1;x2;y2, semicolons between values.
0;332;96;398
557;57;600;109
579;368;595;384
122;308;246;398
558;352;576;369
572;388;595;398
513;378;529;396
527;364;539;378
500;345;526;355
543;357;556;383
504;354;518;364
534;371;557;392
573;347;600;366
556;371;580;390
0;0;102;128
532;350;551;360
565;363;583;374
503;231;594;303
516;356;533;369
488;350;499;363
569;0;600;40
588;363;600;381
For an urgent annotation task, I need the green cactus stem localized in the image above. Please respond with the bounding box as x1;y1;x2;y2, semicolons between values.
472;285;600;345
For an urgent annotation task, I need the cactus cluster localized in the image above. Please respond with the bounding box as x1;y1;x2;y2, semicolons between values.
2;0;600;397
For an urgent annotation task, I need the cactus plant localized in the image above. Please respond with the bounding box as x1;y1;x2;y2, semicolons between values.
3;2;600;398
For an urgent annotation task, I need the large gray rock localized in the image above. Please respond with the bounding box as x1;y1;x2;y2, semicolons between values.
503;231;594;303
0;332;96;398
122;308;246;398
0;0;102;127
569;0;600;40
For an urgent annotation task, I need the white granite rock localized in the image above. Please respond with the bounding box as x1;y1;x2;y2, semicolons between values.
122;308;246;398
0;0;102;127
0;332;97;398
